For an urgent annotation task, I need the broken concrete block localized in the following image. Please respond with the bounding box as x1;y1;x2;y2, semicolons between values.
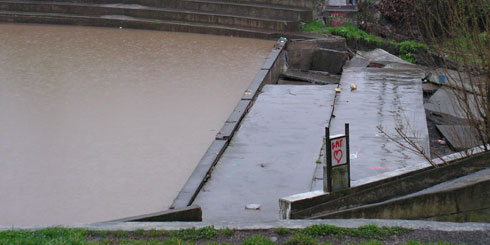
286;37;346;70
311;48;349;74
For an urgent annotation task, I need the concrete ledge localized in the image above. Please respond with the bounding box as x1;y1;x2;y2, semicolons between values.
108;205;202;222
171;140;228;208
242;69;269;100
2;219;489;232
216;100;252;140
280;151;490;219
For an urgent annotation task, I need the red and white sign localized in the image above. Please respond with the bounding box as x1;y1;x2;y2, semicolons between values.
331;136;347;165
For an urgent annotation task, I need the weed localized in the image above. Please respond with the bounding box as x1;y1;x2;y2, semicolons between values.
285;233;319;245
218;228;234;237
350;225;411;238
275;227;291;235
241;235;275;245
113;230;130;238
171;227;217;240
301;21;327;33
405;242;454;245
359;240;383;245
300;224;345;236
315;159;322;164
133;229;145;236
146;229;167;237
398;40;427;63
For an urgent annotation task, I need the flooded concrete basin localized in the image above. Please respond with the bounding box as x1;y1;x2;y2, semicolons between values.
0;23;273;225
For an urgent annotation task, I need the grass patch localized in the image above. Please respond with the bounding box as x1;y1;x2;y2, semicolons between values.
298;224;411;239
0;225;416;244
274;227;291;235
170;227;217;241
301;21;382;46
0;228;88;244
301;21;428;63
399;40;427;63
218;228;235;237
285;233;319;245
241;235;275;245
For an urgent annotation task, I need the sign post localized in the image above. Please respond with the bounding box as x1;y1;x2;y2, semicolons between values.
324;123;350;193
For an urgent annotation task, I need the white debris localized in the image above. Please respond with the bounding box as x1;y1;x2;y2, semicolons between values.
245;204;261;210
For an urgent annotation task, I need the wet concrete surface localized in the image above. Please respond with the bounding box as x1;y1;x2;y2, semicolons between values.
0;23;273;225
328;50;430;184
194;85;337;222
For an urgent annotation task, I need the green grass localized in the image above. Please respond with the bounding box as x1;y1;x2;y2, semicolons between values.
218;228;234;237
241;235;275;245
301;21;382;46
298;224;411;239
0;225;419;244
0;228;88;245
170;227;217;240
398;40;428;63
285;233;319;245
274;227;291;235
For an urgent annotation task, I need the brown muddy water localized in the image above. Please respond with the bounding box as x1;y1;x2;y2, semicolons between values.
0;23;273;225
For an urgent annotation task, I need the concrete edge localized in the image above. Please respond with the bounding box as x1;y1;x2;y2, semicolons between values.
106;205;202;222
171;39;286;208
2;219;488;232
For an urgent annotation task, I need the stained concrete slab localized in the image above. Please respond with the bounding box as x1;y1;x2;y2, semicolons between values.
328;51;430;183
193;85;337;222
424;87;483;121
436;125;481;151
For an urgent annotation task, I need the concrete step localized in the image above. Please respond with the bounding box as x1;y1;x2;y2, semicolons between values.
0;10;284;39
0;1;300;31
10;0;313;21
197;0;314;9
174;0;312;22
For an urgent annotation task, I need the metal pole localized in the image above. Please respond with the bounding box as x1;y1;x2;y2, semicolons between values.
345;123;351;188
324;127;332;193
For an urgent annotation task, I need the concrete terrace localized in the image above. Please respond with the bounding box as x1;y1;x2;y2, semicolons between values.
173;46;432;222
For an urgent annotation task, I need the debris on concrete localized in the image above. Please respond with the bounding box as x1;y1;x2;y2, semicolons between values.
245;204;261;210
436;125;481;151
424;88;483;122
427;68;486;95
422;82;440;94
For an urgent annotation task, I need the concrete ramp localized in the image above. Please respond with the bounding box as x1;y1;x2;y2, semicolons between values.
194;84;337;222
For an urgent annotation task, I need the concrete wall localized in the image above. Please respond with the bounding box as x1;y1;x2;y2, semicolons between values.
318;179;490;223
285;37;346;71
